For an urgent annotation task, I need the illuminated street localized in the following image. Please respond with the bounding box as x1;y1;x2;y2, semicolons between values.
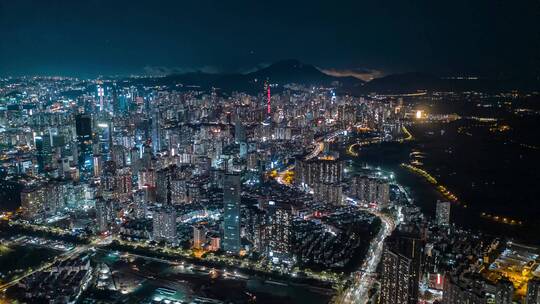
335;197;396;304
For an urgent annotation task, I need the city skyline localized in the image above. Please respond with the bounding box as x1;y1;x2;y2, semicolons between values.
1;1;539;304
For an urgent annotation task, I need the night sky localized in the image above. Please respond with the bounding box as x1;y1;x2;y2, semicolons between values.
1;0;538;78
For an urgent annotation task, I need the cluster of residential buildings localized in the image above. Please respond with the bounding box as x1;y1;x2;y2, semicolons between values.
8;255;92;303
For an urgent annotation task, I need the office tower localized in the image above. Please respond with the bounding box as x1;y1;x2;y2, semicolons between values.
106;122;113;159
35;135;51;173
100;160;117;191
380;227;423;304
265;202;294;264
114;167;132;202
95;198;112;233
495;278;514;304
93;154;102;177
170;179;187;205
234;118;246;144
436;201;451;226
111;83;122;114
264;79;271;114
43;181;66;215
239;142;248;159
140;145;154;170
75;113;93;178
152;208;176;243
156;165;176;205
193;225;206;249
97;85;105;112
110;145;126;167
95;121;113;160
222;173;241;254
75;114;92;146
151;108;161;154
526;278;540;304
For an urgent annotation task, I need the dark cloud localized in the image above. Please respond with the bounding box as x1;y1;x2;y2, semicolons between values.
142;66;222;76
320;68;385;82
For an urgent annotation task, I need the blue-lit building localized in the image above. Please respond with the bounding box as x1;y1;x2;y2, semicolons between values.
35;135;51;173
222;173;241;254
151;108;161;154
75;113;93;180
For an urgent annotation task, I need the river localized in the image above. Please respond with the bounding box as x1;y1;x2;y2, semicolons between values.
342;116;540;245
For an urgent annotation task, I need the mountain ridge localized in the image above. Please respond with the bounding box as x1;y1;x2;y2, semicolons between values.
132;60;540;94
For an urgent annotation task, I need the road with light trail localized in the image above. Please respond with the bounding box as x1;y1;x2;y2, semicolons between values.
335;196;395;304
274;129;398;304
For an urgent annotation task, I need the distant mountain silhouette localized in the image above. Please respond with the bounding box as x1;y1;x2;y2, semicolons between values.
359;72;442;93
138;60;363;93
247;59;362;87
358;72;540;93
131;60;539;94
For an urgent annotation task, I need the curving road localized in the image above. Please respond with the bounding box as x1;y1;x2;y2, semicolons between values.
277;129;397;304
305;131;343;160
335;196;395;304
309;131;397;303
305;141;325;160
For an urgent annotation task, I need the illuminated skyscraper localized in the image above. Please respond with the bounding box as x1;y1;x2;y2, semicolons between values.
75;113;93;179
156;165;177;205
295;158;343;188
208;234;221;252
223;173;241;254
97;85;105;112
35;135;51;173
95;121;113;161
151;108;161;154
95;198;113;233
314;182;343;206
264;80;271;114
380;228;423;304
193;225;206;249
350;175;390;207
436;201;451;226
235;118;246;144
235;117;247;159
152;207;176;243
20;186;46;220
265;202;294;264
